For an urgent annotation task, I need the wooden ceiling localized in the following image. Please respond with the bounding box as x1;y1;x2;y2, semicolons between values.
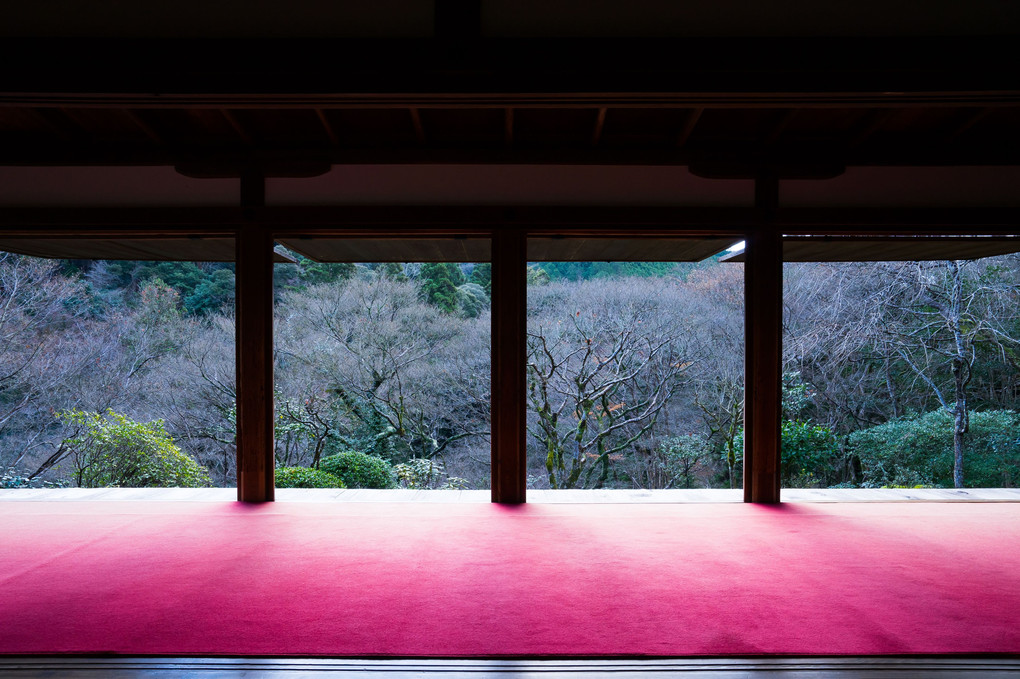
0;0;1017;265
2;2;1018;172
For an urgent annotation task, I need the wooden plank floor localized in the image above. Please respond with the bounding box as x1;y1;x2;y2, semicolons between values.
1;487;1018;502
0;657;1019;678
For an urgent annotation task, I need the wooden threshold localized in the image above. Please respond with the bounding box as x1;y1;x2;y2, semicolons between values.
0;656;1018;678
1;488;1018;502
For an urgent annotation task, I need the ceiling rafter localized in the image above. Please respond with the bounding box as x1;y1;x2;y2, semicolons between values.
220;109;253;145
676;108;704;148
314;108;339;146
849;108;898;148
945;107;993;143
409;107;426;145
591;107;607;147
124;109;163;145
55;107;92;138
763;109;798;147
28;108;76;142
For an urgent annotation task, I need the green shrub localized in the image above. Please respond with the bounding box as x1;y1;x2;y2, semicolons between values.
57;409;210;488
658;434;711;489
780;420;841;487
275;466;346;488
733;420;842;488
319;450;396;489
1;467;69;489
849;409;1020;488
394;457;467;490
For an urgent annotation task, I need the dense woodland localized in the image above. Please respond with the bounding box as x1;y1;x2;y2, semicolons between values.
2;247;1019;491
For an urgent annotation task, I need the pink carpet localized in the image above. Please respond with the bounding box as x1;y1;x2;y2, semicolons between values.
0;501;1018;657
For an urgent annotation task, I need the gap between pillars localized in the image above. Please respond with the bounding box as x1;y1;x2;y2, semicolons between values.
744;172;783;503
236;171;275;502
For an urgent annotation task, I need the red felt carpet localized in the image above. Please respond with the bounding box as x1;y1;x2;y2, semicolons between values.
0;501;1018;657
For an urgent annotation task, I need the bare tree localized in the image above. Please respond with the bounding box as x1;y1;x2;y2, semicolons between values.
527;278;697;489
274;273;490;481
877;257;1020;487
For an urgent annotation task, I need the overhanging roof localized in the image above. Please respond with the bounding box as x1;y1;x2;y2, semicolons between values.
275;236;739;262
278;238;489;263
0;237;295;262
721;236;1020;262
528;237;737;262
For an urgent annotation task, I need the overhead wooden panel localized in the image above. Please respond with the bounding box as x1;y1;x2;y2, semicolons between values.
528;237;738;261
722;236;1020;262
0;237;294;262
278;238;491;262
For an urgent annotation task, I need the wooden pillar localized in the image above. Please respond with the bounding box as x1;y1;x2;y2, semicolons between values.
490;227;527;503
744;173;783;503
236;173;275;502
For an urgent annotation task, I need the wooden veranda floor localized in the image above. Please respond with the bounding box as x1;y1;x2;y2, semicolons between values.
2;487;1019;502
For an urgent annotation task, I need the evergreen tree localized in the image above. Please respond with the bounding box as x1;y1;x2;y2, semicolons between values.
419;262;463;313
468;262;492;296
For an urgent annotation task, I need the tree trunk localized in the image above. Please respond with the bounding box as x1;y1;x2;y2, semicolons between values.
948;260;969;489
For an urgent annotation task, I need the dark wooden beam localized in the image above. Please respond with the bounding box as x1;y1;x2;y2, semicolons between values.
235;172;274;502
490;227;527;503
434;0;481;41
5;142;1020;167
744;173;782;504
4;206;1020;233
3;37;1018;103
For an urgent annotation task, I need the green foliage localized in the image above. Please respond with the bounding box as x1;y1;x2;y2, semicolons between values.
136;262;207;300
526;265;550;286
1;467;69;489
468;262;492;296
419;263;465;313
658;434;711;488
780;420;841;487
535;261;677;281
394;458;468;489
57;409;210;488
275;466;346;488
456;282;488;318
849;409;1020;488
319;449;396;489
297;259;356;287
782;371;815;420
733;420;841;488
138;278;182;324
184;268;235;315
376;262;408;281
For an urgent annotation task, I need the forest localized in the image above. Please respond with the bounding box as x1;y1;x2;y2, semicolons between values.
1;246;1018;492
